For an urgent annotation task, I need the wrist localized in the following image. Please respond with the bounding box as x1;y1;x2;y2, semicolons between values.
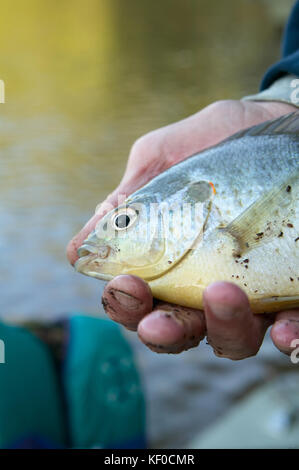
242;74;299;108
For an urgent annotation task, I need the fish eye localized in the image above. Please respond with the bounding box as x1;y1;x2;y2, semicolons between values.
112;207;138;231
115;214;130;228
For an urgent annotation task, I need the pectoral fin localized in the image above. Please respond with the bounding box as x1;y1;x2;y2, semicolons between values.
222;169;299;255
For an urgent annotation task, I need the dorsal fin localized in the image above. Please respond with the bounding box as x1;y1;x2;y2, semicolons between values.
224;111;299;142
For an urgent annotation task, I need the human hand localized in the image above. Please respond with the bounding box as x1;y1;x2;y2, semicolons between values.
67;99;299;358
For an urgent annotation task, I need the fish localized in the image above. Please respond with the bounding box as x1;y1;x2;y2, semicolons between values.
75;112;299;313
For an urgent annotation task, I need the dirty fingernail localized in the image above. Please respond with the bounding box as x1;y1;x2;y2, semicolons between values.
138;310;184;345
205;298;237;320
109;288;142;310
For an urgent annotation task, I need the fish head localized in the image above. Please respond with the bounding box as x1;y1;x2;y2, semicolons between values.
75;192;168;281
75;179;214;281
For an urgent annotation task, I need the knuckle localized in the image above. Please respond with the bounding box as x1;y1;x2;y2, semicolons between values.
208;99;236;113
129;129;166;165
130;132;157;159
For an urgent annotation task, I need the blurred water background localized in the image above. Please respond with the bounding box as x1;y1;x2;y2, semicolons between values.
0;0;296;448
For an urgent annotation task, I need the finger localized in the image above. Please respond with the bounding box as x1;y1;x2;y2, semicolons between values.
137;303;206;354
203;281;272;360
270;310;299;355
102;275;153;331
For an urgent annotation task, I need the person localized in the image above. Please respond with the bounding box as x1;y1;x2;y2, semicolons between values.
67;1;299;360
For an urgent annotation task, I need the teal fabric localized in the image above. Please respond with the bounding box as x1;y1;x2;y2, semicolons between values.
0;321;67;448
63;315;146;449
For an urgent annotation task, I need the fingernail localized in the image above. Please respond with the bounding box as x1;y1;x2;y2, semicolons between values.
109;288;142;310
138;311;184;345
205;298;237;320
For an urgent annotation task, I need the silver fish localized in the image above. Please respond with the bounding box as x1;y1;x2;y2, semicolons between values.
75;112;299;313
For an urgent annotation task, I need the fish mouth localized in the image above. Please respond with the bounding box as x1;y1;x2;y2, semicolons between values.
75;241;113;281
77;242;98;258
77;240;111;259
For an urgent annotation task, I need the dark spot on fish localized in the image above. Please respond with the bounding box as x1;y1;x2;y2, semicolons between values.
278;232;283;238
245;265;248;269
290;277;294;282
168;260;172;264
254;232;264;241
245;243;249;248
295;237;299;242
236;275;239;279
243;259;249;263
287;223;294;228
286;185;291;193
244;283;247;287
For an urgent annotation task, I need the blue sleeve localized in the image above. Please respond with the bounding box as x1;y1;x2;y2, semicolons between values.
261;0;299;90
